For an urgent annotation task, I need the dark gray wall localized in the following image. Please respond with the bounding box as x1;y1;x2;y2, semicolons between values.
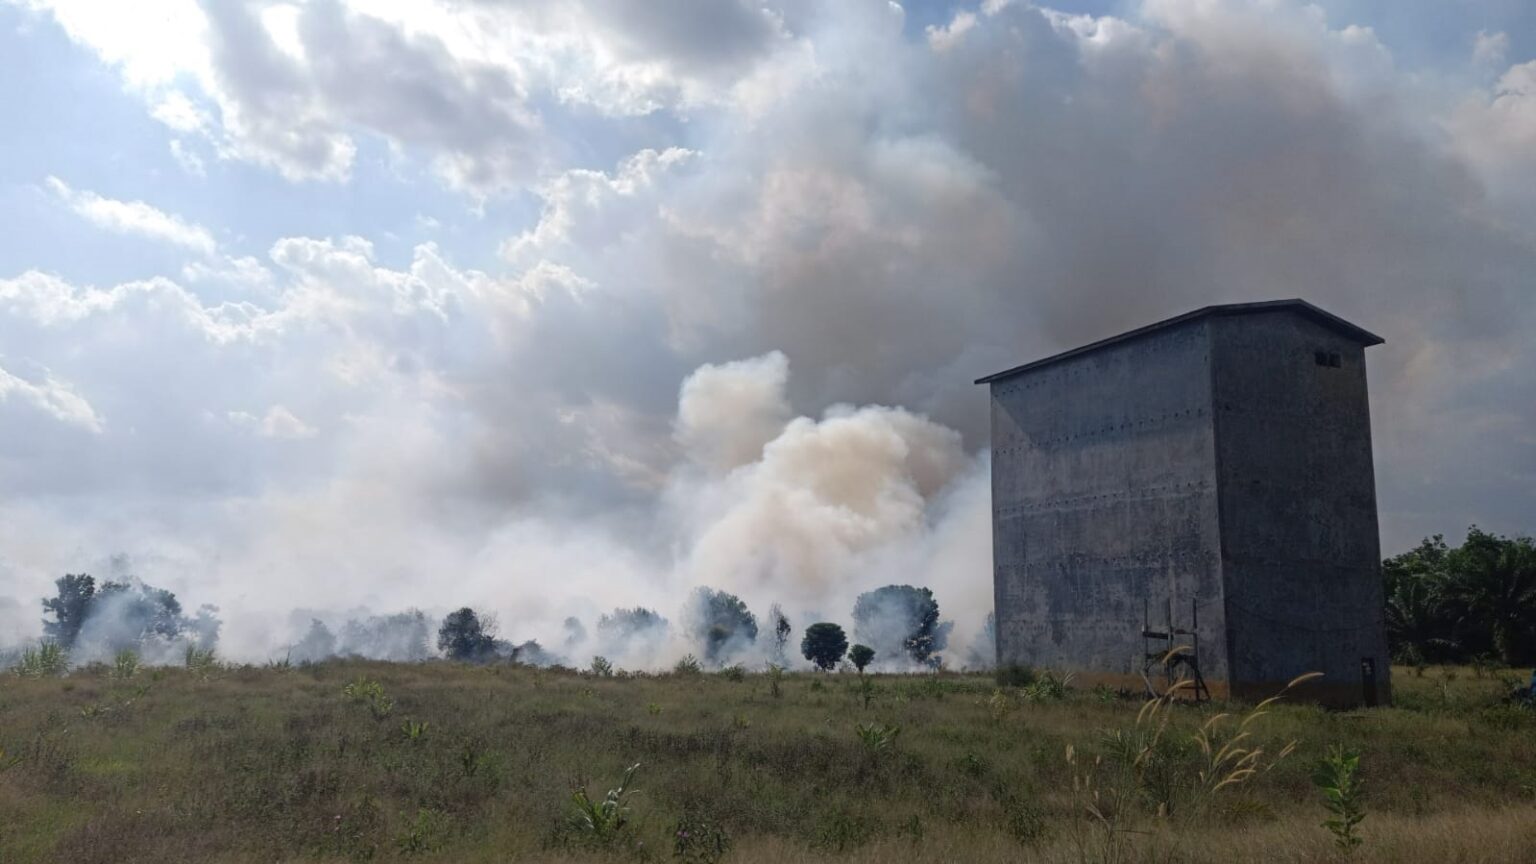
990;318;1229;683
1210;312;1391;702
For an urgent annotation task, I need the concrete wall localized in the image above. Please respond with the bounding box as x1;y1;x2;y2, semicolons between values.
1210;312;1391;704
990;318;1229;684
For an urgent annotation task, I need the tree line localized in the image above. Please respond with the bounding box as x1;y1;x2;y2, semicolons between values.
1383;526;1536;667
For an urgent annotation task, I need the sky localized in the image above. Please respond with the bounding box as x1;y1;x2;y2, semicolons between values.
1;0;1533;660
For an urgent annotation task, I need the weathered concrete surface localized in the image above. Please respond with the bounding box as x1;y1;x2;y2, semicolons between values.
983;301;1389;705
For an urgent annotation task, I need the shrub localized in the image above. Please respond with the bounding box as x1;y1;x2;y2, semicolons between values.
673;654;703;676
854;721;901;755
719;663;746;682
342;677;395;720
590;655;614;677
396;807;451;855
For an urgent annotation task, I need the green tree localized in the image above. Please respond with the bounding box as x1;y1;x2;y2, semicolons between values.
801;622;848;671
685;587;758;663
849;644;875;673
437;608;499;663
41;573;96;649
851;585;952;665
1442;527;1536;666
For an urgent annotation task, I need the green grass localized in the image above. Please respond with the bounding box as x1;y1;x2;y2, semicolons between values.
1;662;1533;862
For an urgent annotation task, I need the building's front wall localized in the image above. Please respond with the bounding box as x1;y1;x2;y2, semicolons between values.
1209;312;1391;705
990;319;1229;685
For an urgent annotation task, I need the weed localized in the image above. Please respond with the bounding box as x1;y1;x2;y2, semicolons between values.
567;762;641;839
1314;745;1366;852
1020;669;1073;702
400;719;430;742
12;642;69;677
766;663;784;698
342;676;395;720
647;702;663;716
184;645;219;675
395;807;451;855
111;649;140;679
672;810;731;863
854;721;901;755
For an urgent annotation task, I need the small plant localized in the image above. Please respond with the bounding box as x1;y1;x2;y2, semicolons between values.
673;654;703;676
857;674;876;709
987;688;1014;723
590;655;614;677
184;645;219;675
732;713;751;730
0;745;22;774
854;721;901;755
400;719;430;742
110;649;139;679
719;663;746;682
342;676;395;720
766;663;784;699
568;763;641;839
12;642;69;677
646;702;662;716
1313;745;1366;852
673;810;731;864
266;655;293;671
849;644;875;673
1019;669;1073;702
396;807;450;855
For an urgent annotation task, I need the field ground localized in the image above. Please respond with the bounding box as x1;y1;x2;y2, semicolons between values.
2;661;1534;863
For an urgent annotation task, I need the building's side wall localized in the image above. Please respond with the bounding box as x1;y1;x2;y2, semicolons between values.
990;320;1228;687
1210;312;1391;706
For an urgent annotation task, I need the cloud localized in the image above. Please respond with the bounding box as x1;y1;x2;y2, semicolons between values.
45;176;217;255
0;362;103;432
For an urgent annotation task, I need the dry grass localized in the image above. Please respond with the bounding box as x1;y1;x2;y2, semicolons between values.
0;660;1532;863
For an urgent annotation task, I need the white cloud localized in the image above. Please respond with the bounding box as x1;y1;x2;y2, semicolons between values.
0;362;103;432
45;176;217;255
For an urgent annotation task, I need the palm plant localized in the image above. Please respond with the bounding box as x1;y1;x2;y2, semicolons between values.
568;763;641;838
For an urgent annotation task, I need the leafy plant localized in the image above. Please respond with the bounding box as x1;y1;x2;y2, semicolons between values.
673;654;703;676
400;719;430;741
567;763;641;839
590;655;614;677
111;649;140;679
854;721;901;755
184;645;219;675
1019;669;1073;702
12;642;69;677
343;676;395;720
719;663;746;682
1313;745;1366;852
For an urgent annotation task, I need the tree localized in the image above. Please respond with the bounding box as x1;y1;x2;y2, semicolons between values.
437;607;498;663
685;587;758;663
291;619;336;664
1442;527;1536;666
801;622;848;671
851;585;953;666
769;604;792;662
1382;527;1536;666
849;644;875;673
41;573;96;648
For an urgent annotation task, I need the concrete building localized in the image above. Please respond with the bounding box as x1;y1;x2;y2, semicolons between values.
977;300;1390;705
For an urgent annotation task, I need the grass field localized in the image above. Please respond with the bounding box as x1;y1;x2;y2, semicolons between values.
2;660;1534;863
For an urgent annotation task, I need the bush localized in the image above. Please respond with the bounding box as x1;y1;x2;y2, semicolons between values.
673;654;703;676
849;644;875;673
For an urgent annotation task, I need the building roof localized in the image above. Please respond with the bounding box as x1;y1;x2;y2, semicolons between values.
974;299;1384;385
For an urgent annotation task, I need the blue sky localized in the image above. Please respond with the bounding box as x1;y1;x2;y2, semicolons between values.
1;0;1532;657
